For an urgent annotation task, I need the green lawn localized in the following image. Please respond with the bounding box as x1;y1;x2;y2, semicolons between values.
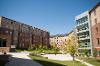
76;57;100;66
30;55;86;66
85;58;100;66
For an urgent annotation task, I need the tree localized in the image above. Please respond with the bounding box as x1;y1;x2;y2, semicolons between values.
65;34;78;61
51;42;59;55
83;49;89;57
28;44;33;51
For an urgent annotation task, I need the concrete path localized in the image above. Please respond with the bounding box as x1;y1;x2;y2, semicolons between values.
5;52;42;66
41;54;73;61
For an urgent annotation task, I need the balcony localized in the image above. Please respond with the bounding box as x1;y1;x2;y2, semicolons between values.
78;36;90;40
76;21;88;27
77;29;89;33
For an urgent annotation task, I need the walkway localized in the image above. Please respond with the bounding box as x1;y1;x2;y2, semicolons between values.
41;54;73;61
5;52;42;66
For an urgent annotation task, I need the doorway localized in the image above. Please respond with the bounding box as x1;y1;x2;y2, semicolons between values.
0;38;6;47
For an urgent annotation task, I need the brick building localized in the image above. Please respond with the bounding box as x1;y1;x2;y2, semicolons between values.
89;2;100;57
0;16;50;52
32;27;50;48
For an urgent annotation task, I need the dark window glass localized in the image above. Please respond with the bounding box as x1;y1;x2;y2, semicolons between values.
97;38;100;45
96;27;98;33
95;18;97;24
93;10;96;15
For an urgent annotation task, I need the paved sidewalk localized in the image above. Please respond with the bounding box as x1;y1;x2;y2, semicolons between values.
5;52;42;66
41;54;73;61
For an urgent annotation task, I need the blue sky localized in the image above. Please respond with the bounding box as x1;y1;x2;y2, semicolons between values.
0;0;100;35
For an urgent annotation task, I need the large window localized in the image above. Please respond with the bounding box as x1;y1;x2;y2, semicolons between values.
96;27;98;34
93;10;96;16
94;18;97;24
96;38;100;45
97;50;100;56
0;38;6;47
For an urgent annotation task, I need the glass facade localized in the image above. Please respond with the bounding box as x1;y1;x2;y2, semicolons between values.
76;16;91;49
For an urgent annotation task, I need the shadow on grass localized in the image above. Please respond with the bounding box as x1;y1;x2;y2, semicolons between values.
96;59;100;62
34;60;66;66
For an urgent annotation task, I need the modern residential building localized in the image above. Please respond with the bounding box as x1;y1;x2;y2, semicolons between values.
50;34;68;48
50;30;76;50
75;11;93;56
0;16;50;52
89;2;100;57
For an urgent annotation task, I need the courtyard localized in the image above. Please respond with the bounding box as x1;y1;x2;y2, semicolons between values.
1;51;98;66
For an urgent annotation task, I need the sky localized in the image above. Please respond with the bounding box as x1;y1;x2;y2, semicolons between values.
0;0;100;35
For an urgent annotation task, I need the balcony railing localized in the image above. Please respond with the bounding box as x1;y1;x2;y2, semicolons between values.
76;21;88;26
78;47;91;49
78;36;90;40
77;29;89;33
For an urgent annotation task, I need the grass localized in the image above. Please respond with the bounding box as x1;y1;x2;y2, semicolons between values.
76;57;100;66
32;49;60;54
85;58;100;66
30;55;86;66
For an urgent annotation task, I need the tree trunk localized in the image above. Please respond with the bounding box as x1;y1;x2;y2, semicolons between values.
73;56;75;61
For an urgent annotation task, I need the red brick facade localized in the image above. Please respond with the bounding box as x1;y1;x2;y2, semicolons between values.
0;16;50;52
89;2;100;57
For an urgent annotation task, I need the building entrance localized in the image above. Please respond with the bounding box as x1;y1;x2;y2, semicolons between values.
0;38;6;47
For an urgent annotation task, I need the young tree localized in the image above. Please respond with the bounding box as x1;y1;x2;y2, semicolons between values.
65;34;78;61
51;42;59;55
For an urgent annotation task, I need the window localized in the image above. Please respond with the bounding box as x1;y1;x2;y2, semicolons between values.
11;22;13;24
0;38;6;47
94;18;97;24
76;20;79;25
85;16;88;21
5;30;8;33
57;37;58;39
93;10;96;16
96;27;98;33
97;51;100;56
96;38;100;45
10;32;12;35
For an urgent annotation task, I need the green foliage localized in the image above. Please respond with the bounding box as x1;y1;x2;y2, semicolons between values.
82;49;89;57
64;34;78;61
28;44;33;51
50;42;59;55
93;48;97;57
